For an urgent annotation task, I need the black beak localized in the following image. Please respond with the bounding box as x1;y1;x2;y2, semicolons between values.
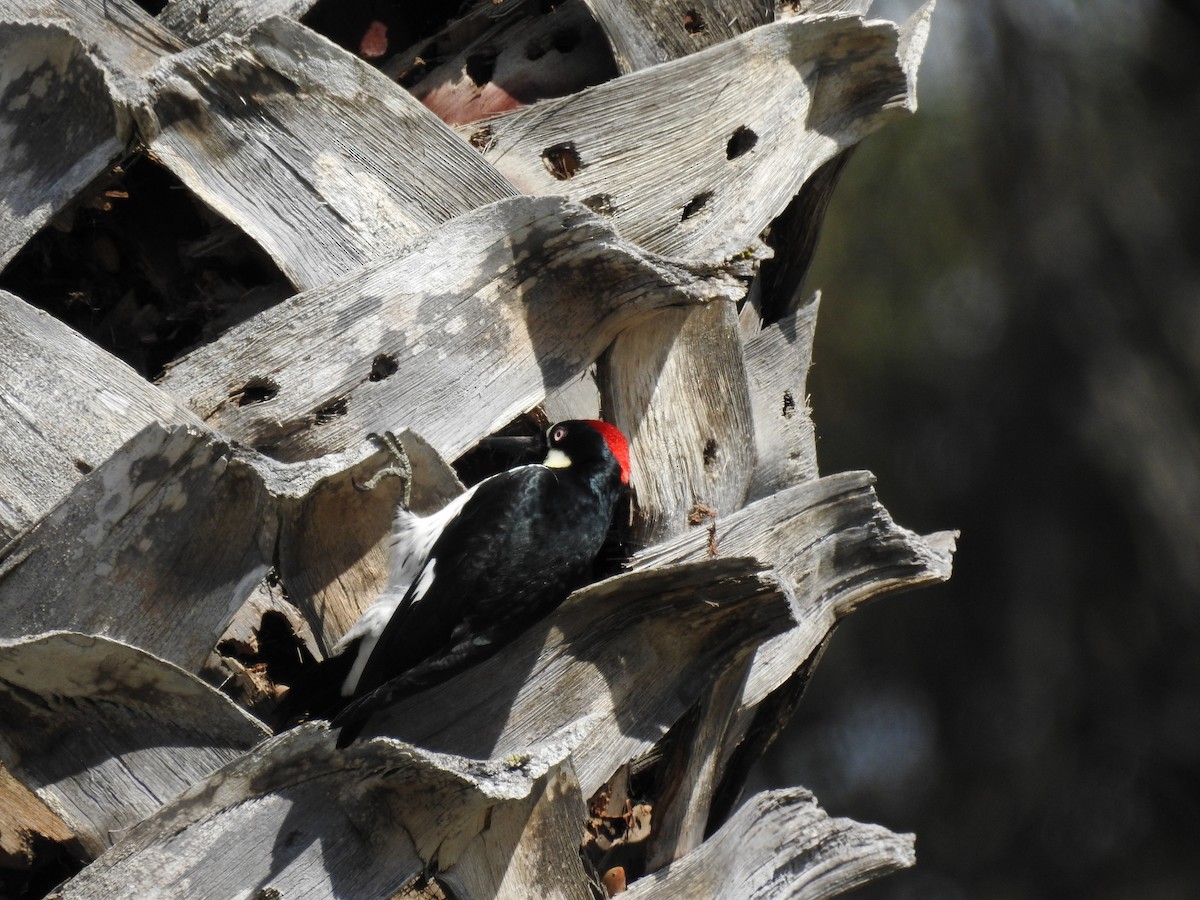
472;433;548;460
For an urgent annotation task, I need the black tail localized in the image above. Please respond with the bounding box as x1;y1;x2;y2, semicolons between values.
272;645;357;730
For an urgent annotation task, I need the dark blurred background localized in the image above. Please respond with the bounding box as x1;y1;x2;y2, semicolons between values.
753;1;1200;897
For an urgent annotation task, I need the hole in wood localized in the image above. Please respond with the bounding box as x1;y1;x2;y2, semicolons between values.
74;459;93;475
526;39;548;61
232;377;280;407
469;125;495;151
369;353;399;382
726;126;758;160
782;390;796;418
542;142;582;180
683;10;706;35
581;193;616;216
681;191;713;222
703;438;719;469
465;49;498;87
314;396;349;424
552;26;581;54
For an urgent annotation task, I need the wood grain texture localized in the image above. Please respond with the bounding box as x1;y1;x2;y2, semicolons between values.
0;24;126;268
581;0;773;72
140;16;518;290
356;557;794;798
0;632;268;858
623;788;915;898
55;726;585;900
159;0;318;44
601;300;756;544
744;295;821;499
275;429;466;655
0;761;80;868
0;292;201;542
480;15;921;261
631;471;957;712
0;423;273;673
159;195;744;463
439;762;593;900
385;0;618;126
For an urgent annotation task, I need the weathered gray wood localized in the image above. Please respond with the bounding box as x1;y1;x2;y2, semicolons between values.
623;788;915;898
384;0;616;126
480;13;925;261
276;429;466;654
641;657;752;871
0;0;183;93
631;471;957;712
581;0;773;72
439;762;593;900
600;300;755;544
0;424;273;673
778;0;872;17
0;632;269;857
159;0;318;45
0;291;202;542
744;295;821;499
0;23;126;267
0;761;80;868
56;726;586;900
356;558;794;798
159;195;744;464
138;16;518;290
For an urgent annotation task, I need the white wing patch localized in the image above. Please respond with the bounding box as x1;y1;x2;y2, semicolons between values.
331;480;486;696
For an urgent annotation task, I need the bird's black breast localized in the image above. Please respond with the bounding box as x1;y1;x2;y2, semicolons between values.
351;464;615;698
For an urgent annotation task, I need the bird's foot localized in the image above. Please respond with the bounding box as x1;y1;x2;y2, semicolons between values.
354;431;413;505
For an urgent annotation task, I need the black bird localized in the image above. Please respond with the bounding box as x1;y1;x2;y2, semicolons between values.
281;419;630;744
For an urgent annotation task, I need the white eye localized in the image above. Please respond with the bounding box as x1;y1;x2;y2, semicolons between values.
551;425;568;443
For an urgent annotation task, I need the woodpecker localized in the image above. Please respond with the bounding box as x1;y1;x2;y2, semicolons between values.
280;419;630;744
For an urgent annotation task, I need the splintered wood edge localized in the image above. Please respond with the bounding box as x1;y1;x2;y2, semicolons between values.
623;788;915;898
629;471;957;711
480;14;925;261
158;195;744;464
0;631;268;857
56;723;590;898
359;557;795;798
0;291;202;540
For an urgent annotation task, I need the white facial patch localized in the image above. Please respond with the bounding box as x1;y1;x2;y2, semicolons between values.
544;448;571;469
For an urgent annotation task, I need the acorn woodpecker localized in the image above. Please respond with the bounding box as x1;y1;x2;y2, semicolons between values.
280;419;630;743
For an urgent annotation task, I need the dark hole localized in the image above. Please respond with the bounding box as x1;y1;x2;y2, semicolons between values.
526;40;548;61
314;396;349;423
581;193;617;216
681;191;713;221
552;27;581;54
782;390;796;417
726;126;758;160
542;142;582;180
465;49;498;87
469;125;495;151
683;10;706;35
369;353;399;381
232;377;280;406
703;438;719;468
74;459;93;475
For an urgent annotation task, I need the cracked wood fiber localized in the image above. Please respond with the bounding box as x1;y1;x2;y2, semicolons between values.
622;788;915;898
480;11;929;261
55;726;588;900
0;424;273;673
159;195;744;463
632;471;957;712
0;632;268;857
140;16;518;290
0;291;202;542
355;557;794;799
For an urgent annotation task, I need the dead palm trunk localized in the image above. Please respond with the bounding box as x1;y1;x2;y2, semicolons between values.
0;1;952;896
